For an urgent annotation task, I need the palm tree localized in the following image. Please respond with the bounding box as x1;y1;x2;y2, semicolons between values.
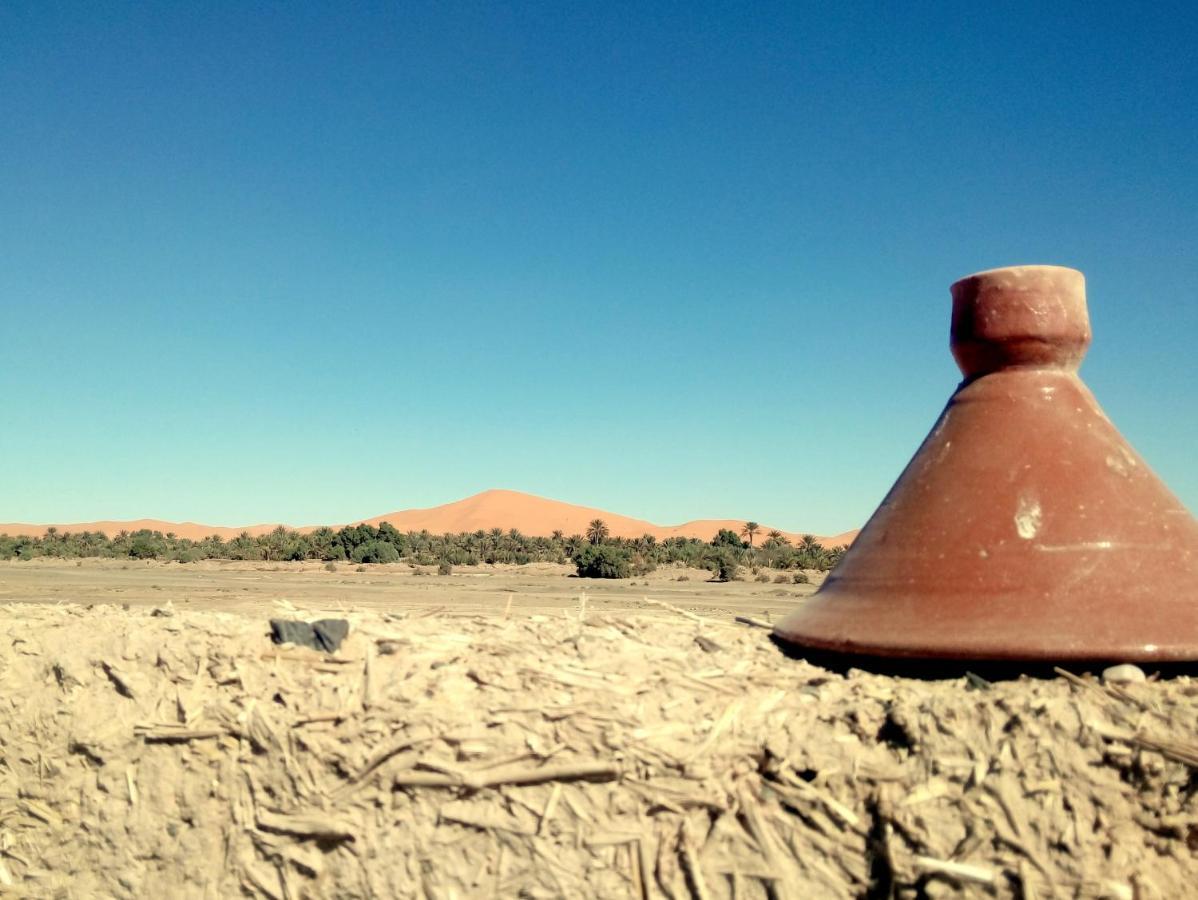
797;534;827;570
586;519;610;545
765;529;785;545
740;521;761;549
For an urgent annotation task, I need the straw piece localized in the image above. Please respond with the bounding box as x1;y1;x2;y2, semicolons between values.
394;760;621;790
255;809;355;842
914;855;996;884
139;727;227;743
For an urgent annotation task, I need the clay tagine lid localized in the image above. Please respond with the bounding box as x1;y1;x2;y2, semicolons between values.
773;265;1198;665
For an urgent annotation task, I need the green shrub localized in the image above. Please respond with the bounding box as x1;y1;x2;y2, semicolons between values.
631;554;657;576
712;529;745;549
128;532;165;560
573;544;631;579
713;552;740;583
351;540;400;564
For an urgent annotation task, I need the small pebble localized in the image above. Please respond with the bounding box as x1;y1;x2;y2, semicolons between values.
1102;663;1146;685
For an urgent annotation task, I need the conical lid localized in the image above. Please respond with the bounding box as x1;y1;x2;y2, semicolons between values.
774;265;1198;664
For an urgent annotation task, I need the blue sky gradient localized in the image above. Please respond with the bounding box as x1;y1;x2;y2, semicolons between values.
1;1;1195;534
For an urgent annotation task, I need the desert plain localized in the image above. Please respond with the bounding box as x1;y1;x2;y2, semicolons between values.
0;556;821;620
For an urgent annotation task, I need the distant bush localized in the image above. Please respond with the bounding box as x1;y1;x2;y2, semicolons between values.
573;544;631;579
793;572;810;584
676;574;690;582
352;540;400;564
712;552;740;583
631;554;657;576
438;562;453;576
712;529;745;549
128;532;165;560
773;574;789;583
324;561;337;573
755;572;771;583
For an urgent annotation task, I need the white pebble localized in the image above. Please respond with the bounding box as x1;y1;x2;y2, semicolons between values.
1102;663;1146;685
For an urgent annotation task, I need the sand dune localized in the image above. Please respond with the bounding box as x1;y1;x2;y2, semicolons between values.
0;519;282;541
0;489;858;547
360;490;856;546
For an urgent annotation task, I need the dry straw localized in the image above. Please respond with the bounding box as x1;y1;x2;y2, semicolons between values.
0;599;1194;897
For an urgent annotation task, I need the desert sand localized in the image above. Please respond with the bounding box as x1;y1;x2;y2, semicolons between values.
0;489;859;547
0;557;822;620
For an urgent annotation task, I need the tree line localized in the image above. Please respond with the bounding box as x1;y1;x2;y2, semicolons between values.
0;518;844;579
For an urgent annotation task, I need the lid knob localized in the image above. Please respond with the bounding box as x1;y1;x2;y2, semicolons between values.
950;265;1090;379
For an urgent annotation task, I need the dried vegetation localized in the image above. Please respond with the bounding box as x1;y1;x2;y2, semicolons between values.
1;598;1196;898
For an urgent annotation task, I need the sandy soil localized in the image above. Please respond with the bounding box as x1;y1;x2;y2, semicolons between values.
1;562;1194;898
0;558;823;621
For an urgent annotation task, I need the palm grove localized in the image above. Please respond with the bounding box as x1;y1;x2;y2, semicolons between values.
0;520;843;580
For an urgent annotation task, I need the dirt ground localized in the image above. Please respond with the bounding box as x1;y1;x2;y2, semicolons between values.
0;558;823;621
1;561;1195;899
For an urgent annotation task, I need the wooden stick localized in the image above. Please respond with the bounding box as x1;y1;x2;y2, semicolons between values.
256;809;355;842
1052;666;1092;689
394;760;621;790
640;595;707;624
348;735;437;785
292;712;346;726
141;727;227;743
635;838;653;900
259;652;358;665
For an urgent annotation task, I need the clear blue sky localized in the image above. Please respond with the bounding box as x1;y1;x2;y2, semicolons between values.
1;1;1195;534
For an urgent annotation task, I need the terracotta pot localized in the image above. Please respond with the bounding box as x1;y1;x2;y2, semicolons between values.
773;265;1198;665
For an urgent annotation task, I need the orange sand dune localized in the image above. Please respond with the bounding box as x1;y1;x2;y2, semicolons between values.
361;490;856;546
0;489;857;547
0;519;282;541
